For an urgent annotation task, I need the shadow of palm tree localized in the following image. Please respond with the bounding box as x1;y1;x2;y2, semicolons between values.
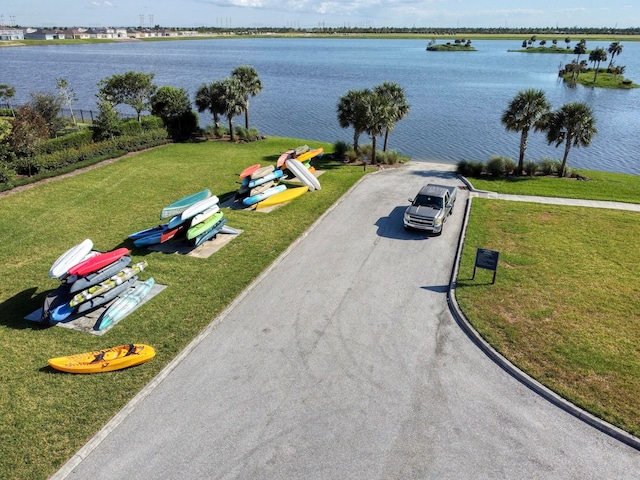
0;287;51;329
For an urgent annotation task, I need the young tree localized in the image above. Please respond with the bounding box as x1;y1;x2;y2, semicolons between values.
588;47;607;81
501;89;551;175
9;105;49;175
337;89;369;154
92;96;121;141
55;78;78;125
545;102;597;178
0;84;16;114
98;71;157;122
29;91;65;137
373;82;410;152
231;65;263;129
150;86;194;136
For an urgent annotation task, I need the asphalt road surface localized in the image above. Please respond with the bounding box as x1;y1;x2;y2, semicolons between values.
56;162;640;479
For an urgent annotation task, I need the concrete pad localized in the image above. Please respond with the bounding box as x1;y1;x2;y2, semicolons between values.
24;282;166;335
147;229;243;258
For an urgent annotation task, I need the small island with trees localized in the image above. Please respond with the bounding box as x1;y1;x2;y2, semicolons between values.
426;38;475;51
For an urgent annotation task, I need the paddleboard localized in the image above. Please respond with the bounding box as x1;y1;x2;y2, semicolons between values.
187;212;224;240
247;169;283;188
68;256;132;293
168;195;220;228
50;276;138;322
295;147;324;163
239;164;261;179
95;278;155;331
48;344;155;374
49;239;93;279
192;218;227;247
67;248;130;277
256;186;309;210
294;145;309;156
249;181;275;197
190;204;220;227
160;189;211;220
219;225;240;235
70;261;148;309
285;158;321;191
276;150;294;169
250;165;275;179
242;184;287;206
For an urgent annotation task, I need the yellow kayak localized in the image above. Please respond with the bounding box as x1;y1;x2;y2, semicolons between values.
48;344;155;373
295;147;323;163
256;186;309;210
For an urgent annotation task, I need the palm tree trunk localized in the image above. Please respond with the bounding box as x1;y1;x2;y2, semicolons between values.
383;128;390;152
353;131;360;155
518;128;529;175
559;138;572;177
371;136;378;165
228;117;234;142
244;100;249;129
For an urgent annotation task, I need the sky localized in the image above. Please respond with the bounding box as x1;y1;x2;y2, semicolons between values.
1;0;639;29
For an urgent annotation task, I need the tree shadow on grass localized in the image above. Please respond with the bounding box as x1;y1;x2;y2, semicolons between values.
0;287;51;330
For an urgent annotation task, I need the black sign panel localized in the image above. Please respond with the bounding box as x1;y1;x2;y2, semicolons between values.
475;248;499;271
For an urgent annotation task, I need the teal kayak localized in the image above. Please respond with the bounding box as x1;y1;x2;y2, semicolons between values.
160;189;211;220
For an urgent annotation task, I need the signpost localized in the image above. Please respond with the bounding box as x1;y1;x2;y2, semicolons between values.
472;248;499;284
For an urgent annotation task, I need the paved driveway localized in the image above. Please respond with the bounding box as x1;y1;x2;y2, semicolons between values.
57;162;640;479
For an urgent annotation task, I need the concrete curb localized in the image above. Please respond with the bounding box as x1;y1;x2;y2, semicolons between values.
446;190;640;452
50;172;375;480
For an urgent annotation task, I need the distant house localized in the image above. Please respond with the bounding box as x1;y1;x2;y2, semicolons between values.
24;29;66;40
0;28;24;41
64;28;91;39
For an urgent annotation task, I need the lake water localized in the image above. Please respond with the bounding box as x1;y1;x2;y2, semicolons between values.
2;38;639;174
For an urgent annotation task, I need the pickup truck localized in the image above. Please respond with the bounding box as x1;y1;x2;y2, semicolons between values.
403;183;457;234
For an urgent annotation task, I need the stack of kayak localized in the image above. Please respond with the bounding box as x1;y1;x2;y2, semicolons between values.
130;189;237;249
236;146;322;210
43;239;153;329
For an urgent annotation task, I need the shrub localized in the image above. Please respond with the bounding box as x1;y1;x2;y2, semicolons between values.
470;161;485;177
457;160;472;176
0;163;16;186
32;128;93;155
486;155;505;177
524;160;538;176
539;157;559;176
140;115;164;131
503;157;517;175
333;141;350;160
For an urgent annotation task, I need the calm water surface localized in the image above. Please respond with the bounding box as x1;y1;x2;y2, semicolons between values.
2;38;639;174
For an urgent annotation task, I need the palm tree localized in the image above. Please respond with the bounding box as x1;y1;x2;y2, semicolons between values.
607;41;623;69
588;47;607;81
545;102;597;178
231;65;263;129
195;81;226;129
501;89;551;175
373;81;410;152
219;77;246;142
362;90;393;165
573;40;586;63
337;89;369;154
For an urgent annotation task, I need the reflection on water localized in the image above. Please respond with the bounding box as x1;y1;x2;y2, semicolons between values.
2;39;639;174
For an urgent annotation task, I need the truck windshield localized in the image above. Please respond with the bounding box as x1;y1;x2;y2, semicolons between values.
414;194;443;209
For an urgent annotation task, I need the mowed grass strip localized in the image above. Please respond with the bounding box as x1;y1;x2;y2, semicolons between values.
0;137;370;480
467;169;640;204
456;198;640;437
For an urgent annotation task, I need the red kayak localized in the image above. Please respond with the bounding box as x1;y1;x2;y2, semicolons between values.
239;164;261;179
67;248;130;277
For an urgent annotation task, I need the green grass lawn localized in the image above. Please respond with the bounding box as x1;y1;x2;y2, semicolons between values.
0;137;370;479
561;71;639;88
456;199;640;437
467;169;640;204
